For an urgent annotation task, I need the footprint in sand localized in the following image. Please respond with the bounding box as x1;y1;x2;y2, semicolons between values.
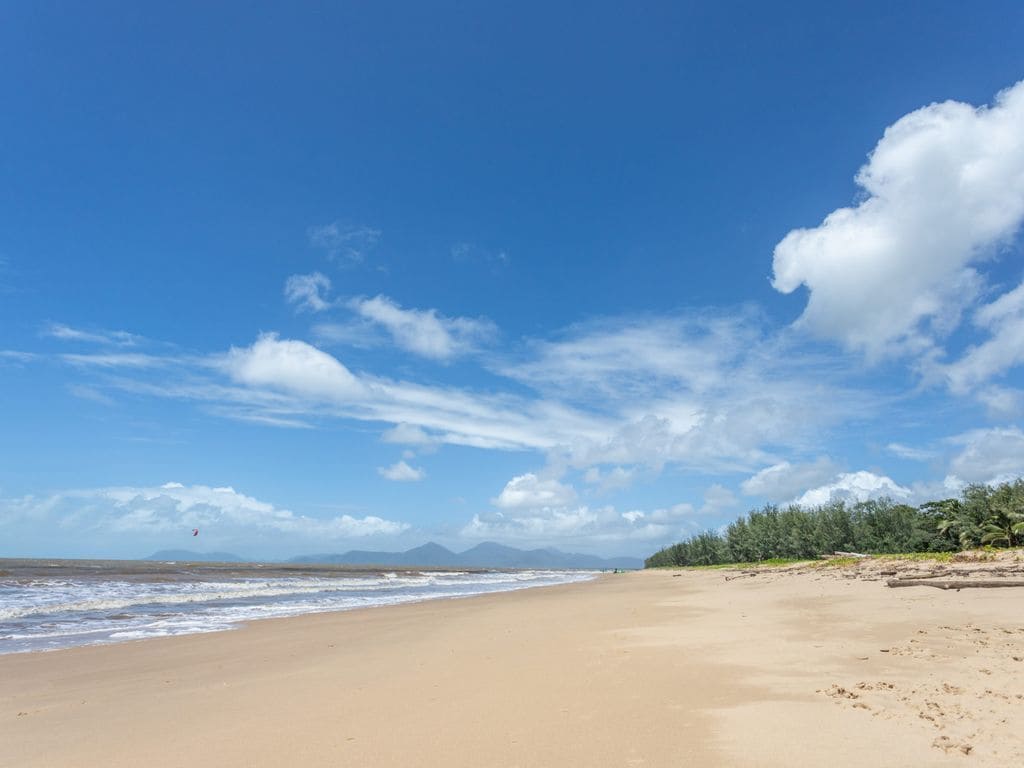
933;735;973;755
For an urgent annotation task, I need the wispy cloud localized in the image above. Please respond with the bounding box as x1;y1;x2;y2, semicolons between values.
0;350;38;364
44;308;875;483
45;323;143;346
308;222;381;264
451;242;509;267
377;461;426;482
62;352;174;369
348;295;497;361
284;272;333;312
67;384;115;405
885;443;936;462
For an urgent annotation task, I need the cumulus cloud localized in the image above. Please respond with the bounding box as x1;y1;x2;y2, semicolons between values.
349;295;496;360
461;502;691;548
0;482;409;558
377;461;426;482
284;272;333;312
945;426;1024;486
308;222;380;263
492;473;577;509
222;333;365;401
790;471;912;507
740;457;839;501
461;471;702;549
772;80;1024;361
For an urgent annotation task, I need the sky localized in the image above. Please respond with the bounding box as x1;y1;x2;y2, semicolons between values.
2;2;1024;560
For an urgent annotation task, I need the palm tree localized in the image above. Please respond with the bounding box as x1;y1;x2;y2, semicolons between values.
980;482;1024;548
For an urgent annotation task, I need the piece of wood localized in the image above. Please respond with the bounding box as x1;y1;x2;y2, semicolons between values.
886;579;1024;590
833;551;870;558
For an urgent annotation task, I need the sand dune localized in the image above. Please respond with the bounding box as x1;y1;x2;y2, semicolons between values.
2;562;1022;767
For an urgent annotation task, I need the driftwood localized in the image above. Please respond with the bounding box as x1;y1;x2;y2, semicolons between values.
820;551;870;559
887;579;1024;590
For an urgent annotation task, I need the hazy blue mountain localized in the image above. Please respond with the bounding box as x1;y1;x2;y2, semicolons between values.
145;549;245;562
289;542;641;570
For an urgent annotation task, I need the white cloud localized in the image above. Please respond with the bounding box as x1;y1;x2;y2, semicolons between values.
53;314;869;480
381;423;438;446
308;222;380;263
945;426;1024;486
791;471;912;507
583;465;637;491
312;320;382;348
740;457;839;501
0;350;37;364
67;384;115;405
699;483;739;515
62;352;169;368
492;473;577;509
222;333;365;401
461;469;704;549
349;295;496;360
461;500;695;548
377;461;426;482
975;386;1024;419
45;323;142;346
772;80;1024;361
463;506;601;539
499;314;869;474
0;482;409;557
941;280;1024;393
498;314;754;401
885;443;936;462
284;272;333;312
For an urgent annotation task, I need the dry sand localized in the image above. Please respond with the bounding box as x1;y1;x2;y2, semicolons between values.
2;561;1023;767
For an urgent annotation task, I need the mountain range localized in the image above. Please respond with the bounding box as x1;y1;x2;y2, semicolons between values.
144;542;642;569
288;541;642;570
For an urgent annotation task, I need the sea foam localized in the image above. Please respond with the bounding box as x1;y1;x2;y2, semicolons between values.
0;562;594;654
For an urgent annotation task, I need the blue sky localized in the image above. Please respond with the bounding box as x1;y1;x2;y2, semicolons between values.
2;2;1024;560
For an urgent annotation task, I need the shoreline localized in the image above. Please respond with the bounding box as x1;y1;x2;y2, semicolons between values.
0;564;597;655
3;568;1021;766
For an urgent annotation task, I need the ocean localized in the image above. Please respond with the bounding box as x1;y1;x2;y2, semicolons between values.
0;558;596;654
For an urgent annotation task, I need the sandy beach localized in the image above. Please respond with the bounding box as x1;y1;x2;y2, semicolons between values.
3;563;1023;767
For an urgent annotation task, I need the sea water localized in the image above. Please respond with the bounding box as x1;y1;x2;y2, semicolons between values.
0;559;596;654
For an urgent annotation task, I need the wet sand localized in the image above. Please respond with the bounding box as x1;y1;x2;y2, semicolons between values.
2;565;1022;767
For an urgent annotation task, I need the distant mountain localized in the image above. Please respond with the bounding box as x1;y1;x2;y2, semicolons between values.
145;549;245;562
289;541;642;570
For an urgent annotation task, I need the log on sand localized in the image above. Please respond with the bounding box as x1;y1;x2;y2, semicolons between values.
887;579;1024;590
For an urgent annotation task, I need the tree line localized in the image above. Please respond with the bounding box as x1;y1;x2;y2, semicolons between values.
644;479;1024;568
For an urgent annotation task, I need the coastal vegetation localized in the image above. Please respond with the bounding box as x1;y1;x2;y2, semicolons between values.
645;479;1024;568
